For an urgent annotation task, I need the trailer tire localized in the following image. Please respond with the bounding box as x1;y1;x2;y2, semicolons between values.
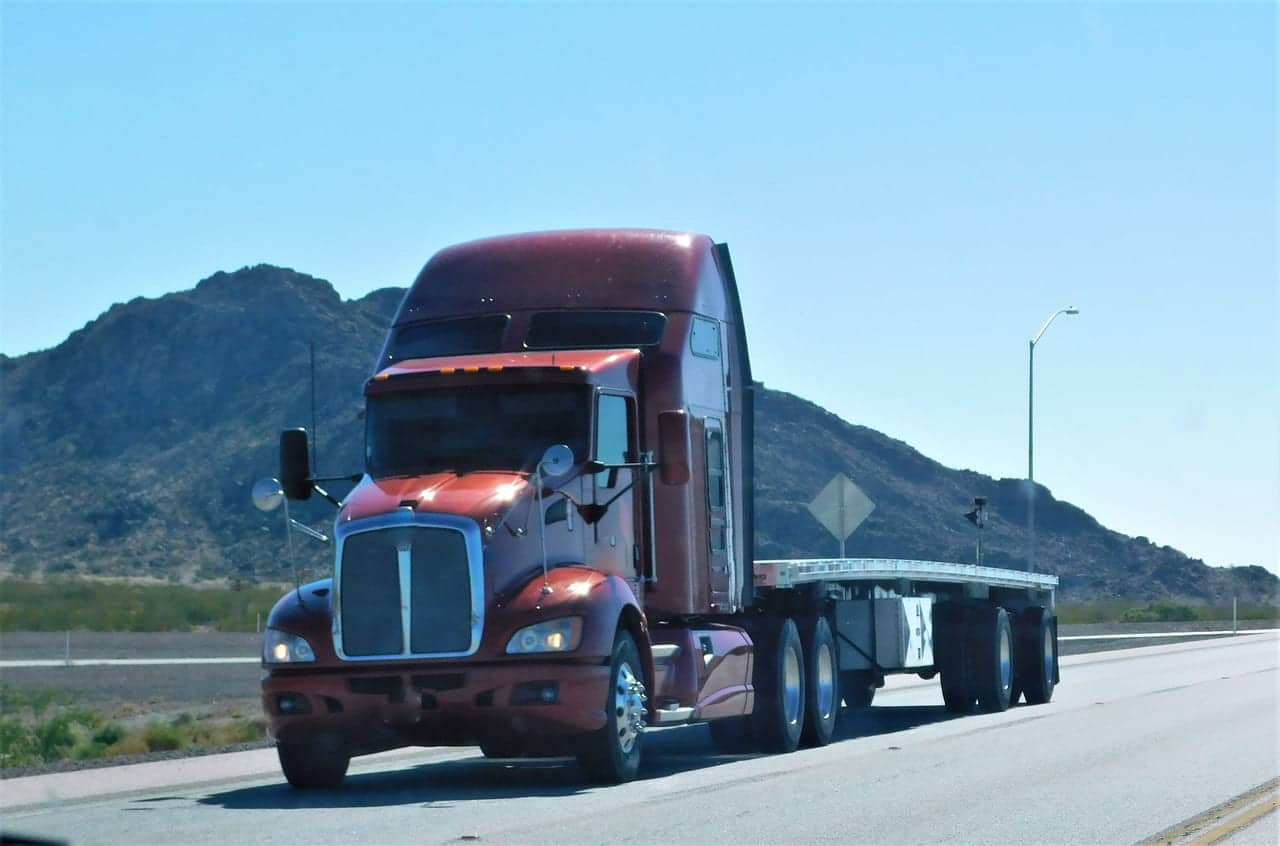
800;617;839;747
1019;607;1057;705
975;606;1014;713
577;630;645;783
751;617;805;754
277;737;349;789
840;671;877;709
936;603;976;714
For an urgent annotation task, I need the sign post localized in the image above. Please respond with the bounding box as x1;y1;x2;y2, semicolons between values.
807;474;875;558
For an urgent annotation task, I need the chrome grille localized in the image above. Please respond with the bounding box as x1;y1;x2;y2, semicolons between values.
336;519;479;659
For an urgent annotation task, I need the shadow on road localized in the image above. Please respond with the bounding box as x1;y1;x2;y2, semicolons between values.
199;703;961;810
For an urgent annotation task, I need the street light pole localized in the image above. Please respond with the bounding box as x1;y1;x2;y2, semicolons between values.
1027;307;1079;573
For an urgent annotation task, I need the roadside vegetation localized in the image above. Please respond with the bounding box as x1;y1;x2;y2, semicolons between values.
1056;599;1279;625
0;685;266;770
0;577;287;632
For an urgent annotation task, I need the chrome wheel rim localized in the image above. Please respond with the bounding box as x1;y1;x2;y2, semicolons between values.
816;642;836;720
783;644;802;726
614;660;645;754
999;625;1012;693
1042;626;1054;683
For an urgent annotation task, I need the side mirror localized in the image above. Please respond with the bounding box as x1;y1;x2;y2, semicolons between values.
280;428;313;500
657;410;690;485
538;444;576;483
252;478;285;512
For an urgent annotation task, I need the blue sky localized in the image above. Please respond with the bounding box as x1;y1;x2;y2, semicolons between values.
2;2;1275;575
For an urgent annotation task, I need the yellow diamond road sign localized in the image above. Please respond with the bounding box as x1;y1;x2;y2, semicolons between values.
807;474;875;546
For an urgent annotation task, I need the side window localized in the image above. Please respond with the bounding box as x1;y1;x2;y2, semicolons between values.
690;316;721;359
596;394;631;487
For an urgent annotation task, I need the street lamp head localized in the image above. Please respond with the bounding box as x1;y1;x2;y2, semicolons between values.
1065;307;1079;315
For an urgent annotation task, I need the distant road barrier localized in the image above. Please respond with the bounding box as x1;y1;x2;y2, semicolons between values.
1;657;260;668
1058;629;1276;642
1;629;1275;669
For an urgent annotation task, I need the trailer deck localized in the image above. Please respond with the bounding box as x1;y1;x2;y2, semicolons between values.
754;558;1059;592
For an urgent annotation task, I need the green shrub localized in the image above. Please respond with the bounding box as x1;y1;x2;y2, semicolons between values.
1120;600;1202;623
0;719;40;767
142;722;185;752
0;577;286;632
92;722;127;747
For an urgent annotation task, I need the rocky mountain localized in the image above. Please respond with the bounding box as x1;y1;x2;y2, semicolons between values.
1;265;1274;604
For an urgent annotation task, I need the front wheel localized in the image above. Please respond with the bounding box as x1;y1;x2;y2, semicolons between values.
577;630;646;783
277;737;350;789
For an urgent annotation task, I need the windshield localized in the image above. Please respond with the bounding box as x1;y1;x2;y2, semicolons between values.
365;384;590;477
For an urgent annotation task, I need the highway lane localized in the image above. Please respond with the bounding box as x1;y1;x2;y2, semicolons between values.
3;634;1276;845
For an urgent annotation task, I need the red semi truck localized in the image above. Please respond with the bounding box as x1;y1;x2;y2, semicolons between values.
258;229;1059;788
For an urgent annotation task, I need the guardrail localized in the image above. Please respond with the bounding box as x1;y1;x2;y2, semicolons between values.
1058;629;1276;642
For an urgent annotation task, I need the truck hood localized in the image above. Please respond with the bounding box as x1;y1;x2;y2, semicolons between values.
339;471;534;529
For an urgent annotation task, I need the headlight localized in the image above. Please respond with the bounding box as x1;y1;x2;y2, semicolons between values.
505;617;584;654
263;628;317;663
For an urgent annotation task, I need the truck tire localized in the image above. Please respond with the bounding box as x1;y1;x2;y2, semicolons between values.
1019;606;1057;705
277;737;350;789
936;603;976;714
751;616;805;754
974;606;1014;713
840;670;877;709
577;630;646;783
800;617;839;747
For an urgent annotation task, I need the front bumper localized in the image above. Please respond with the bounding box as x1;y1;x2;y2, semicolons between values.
261;658;611;752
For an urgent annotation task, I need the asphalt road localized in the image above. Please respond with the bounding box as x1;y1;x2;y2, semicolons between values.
3;634;1277;846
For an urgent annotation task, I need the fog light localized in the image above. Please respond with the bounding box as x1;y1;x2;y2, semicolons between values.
276;693;312;715
511;681;559;706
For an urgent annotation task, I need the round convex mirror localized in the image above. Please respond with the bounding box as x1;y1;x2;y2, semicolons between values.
252;477;285;512
538;444;576;482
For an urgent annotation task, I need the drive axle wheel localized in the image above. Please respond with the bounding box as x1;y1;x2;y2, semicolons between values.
752;616;805;754
800;617;839;747
578;630;646;783
277;737;350;789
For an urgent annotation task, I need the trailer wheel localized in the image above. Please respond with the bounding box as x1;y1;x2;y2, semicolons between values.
277;737;349;789
751;617;805;753
1019;607;1057;705
800;617;839;747
975;606;1014;713
936;603;976;714
577;630;645;783
840;671;877;709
